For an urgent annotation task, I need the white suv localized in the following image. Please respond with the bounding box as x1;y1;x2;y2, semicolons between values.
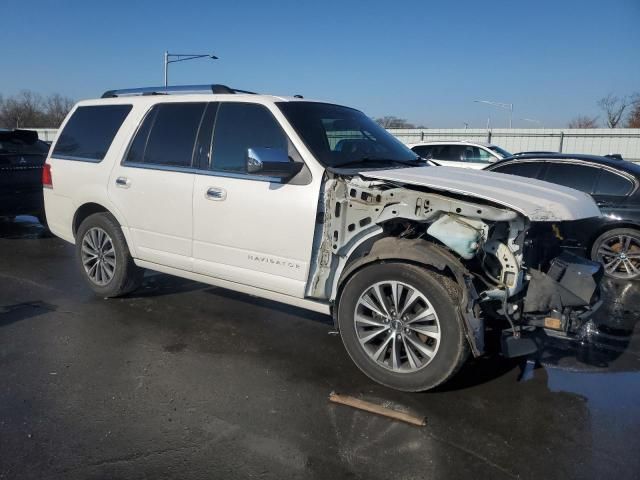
409;141;512;169
44;84;603;391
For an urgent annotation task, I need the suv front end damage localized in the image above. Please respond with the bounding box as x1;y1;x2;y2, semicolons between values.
307;167;604;358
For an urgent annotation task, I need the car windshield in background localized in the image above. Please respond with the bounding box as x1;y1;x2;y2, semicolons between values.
489;145;512;158
277;102;421;169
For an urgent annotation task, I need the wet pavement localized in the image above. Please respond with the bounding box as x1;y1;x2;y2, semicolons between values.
1;216;639;480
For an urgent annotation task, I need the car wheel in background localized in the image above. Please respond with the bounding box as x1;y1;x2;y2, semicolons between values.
76;212;144;297
591;228;640;280
337;263;469;391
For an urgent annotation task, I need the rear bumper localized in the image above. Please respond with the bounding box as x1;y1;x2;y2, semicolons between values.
0;189;44;216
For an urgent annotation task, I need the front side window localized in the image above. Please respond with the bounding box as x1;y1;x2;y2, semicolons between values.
595;170;634;196
126;102;207;168
277;102;420;169
53;104;132;161
463;147;493;163
210;102;288;172
544;163;599;193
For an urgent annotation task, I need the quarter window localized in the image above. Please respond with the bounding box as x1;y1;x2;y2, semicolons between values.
126;103;207;168
595;170;633;196
210;103;288;172
543;163;599;193
53;105;132;161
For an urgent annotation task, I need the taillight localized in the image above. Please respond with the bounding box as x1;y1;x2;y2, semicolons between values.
42;163;53;188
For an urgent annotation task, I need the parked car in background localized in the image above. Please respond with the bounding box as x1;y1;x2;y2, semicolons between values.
0;129;49;224
486;153;640;280
408;141;511;169
44;85;603;391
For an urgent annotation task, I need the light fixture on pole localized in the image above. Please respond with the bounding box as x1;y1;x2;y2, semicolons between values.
163;51;219;87
474;99;513;128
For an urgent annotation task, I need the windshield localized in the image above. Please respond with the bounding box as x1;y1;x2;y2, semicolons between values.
277;102;421;168
488;145;512;158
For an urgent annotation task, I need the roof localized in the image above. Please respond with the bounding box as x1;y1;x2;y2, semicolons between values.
494;153;640;176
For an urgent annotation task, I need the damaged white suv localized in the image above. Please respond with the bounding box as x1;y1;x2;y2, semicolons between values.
44;85;604;391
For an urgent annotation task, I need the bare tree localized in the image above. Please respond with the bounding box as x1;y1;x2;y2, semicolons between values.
0;90;75;128
625;94;640;128
597;93;629;128
568;115;599;128
44;93;75;127
374;116;416;129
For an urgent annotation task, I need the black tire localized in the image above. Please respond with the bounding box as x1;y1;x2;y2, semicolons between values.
590;227;640;281
76;212;144;297
337;262;469;392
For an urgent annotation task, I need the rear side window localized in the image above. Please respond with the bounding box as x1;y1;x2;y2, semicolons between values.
595;170;634;196
211;103;288;172
493;161;543;179
543;163;599;193
125;103;207;168
412;145;434;158
53;105;132;161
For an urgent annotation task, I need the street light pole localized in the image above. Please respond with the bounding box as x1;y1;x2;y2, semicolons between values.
163;51;219;87
474;99;513;128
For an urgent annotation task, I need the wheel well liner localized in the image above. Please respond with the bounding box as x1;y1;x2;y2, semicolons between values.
334;237;484;356
72;203;110;238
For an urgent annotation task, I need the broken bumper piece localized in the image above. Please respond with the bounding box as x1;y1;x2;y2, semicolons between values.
501;251;604;358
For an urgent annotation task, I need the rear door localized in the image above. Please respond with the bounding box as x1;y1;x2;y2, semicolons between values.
108;102;210;271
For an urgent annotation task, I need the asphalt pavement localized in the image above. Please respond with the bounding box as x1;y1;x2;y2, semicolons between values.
1;216;639;480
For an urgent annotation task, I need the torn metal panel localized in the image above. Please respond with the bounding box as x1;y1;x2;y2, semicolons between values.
360;166;601;222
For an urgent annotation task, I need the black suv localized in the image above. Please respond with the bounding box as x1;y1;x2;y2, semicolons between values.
0;129;49;223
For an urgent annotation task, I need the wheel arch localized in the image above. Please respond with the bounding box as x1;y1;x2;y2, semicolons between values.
72;202;137;257
333;236;484;356
587;221;640;256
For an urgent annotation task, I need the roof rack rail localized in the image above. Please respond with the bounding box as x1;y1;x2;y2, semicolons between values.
101;84;257;98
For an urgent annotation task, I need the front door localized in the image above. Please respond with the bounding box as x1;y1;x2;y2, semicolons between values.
192;102;320;297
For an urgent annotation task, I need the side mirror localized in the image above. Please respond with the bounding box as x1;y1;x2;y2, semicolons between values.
246;147;303;179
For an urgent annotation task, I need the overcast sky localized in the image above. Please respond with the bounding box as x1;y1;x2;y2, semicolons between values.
2;0;639;128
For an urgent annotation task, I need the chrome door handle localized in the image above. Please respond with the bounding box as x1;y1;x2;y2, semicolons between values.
206;187;226;201
115;176;131;188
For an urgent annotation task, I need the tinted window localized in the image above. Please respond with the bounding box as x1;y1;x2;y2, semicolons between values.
434;145;465;161
595;170;633;196
53;105;131;161
493;161;543;179
412;145;434;158
211;103;288;172
277;102;419;168
544;163;599;193
126;103;206;167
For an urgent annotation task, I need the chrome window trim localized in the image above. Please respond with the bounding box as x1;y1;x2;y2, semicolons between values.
121;161;286;183
50;154;103;163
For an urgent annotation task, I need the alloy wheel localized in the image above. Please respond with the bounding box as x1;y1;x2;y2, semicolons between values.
81;227;117;286
596;233;640;279
354;281;441;373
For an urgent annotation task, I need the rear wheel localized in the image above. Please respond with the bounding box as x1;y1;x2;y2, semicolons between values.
76;213;144;297
337;263;469;391
591;228;640;280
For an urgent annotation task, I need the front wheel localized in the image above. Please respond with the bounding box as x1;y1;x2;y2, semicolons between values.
337;263;469;392
76;212;144;297
591;228;640;281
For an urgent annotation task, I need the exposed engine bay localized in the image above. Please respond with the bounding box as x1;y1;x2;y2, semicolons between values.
306;172;604;358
